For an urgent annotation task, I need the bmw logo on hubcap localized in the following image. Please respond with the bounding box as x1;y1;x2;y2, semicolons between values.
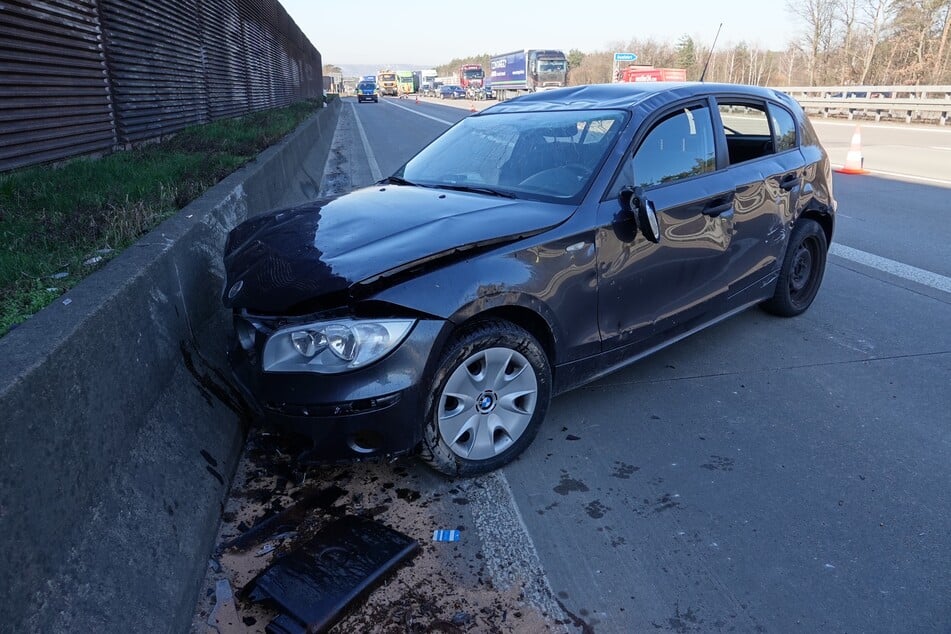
477;390;497;414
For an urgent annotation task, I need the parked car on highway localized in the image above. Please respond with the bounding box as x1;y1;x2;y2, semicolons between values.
356;80;378;103
438;85;466;99
222;82;836;477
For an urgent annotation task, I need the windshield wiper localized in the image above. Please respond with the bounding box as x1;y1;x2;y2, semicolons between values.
379;175;419;186
437;184;517;199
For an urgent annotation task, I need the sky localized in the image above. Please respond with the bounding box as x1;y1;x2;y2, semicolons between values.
279;0;804;70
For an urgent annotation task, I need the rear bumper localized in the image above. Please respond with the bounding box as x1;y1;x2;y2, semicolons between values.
229;319;448;461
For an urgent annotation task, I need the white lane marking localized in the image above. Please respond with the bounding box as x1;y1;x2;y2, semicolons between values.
931;146;951;151
350;102;382;182
830;243;951;294
810;119;951;134
383;98;457;126
463;471;568;626
830;165;951;186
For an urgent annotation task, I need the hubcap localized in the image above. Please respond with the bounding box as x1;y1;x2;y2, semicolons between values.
790;241;815;295
437;347;538;461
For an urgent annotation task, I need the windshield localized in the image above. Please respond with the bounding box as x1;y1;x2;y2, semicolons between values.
464;69;484;79
357;82;375;90
399;110;627;204
538;60;566;73
379;73;396;82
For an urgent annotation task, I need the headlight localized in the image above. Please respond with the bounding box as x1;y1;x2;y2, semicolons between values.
262;318;416;374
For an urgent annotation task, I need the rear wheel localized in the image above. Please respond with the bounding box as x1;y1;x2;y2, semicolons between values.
761;218;828;316
420;320;551;477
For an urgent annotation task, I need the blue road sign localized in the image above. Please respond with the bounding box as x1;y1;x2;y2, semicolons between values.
614;53;638;62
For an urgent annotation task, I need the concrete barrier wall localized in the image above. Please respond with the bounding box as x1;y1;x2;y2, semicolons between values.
0;98;342;633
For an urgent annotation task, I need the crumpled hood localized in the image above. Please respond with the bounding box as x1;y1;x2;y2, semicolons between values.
223;185;572;313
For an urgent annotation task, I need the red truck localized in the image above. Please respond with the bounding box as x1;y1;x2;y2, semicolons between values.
458;64;485;95
619;66;687;82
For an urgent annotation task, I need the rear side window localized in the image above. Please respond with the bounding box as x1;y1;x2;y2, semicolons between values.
769;105;797;152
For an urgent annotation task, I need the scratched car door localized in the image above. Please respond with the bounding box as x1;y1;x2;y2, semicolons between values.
712;97;805;308
596;100;739;350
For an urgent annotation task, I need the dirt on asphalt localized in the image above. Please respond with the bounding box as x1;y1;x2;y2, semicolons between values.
190;428;567;633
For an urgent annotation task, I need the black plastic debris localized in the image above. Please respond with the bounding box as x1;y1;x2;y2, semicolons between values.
245;515;418;634
222;485;345;553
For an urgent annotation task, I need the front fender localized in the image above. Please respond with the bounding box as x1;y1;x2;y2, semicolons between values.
367;250;590;365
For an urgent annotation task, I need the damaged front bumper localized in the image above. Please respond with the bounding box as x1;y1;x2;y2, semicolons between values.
229;317;449;461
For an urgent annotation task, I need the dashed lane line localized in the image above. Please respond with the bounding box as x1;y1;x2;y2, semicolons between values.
350;101;383;182
831;243;951;294
382;97;458;125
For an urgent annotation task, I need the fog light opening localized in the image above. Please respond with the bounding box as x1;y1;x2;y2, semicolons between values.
349;430;384;454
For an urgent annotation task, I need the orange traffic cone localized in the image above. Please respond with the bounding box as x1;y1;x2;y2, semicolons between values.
415;95;419;105
469;103;476;113
835;125;868;174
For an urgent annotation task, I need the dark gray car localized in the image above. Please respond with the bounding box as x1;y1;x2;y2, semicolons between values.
223;83;836;477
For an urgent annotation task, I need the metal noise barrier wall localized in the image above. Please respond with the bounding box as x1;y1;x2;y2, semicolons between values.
0;0;323;172
0;1;116;170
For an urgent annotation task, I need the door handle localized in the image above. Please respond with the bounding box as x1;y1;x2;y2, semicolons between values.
780;173;801;191
702;196;734;217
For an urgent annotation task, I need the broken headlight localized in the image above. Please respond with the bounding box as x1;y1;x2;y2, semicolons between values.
262;318;415;373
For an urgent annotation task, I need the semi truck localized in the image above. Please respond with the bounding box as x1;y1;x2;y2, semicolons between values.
377;69;398;96
459;64;484;91
419;69;438;95
396;70;417;95
457;63;485;99
488;49;568;101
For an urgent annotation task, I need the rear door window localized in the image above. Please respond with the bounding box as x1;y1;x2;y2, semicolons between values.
716;102;774;165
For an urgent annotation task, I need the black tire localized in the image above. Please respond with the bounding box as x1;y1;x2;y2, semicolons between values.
420;320;551;477
761;218;828;317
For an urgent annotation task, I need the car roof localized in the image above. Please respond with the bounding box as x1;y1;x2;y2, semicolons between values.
483;82;798;113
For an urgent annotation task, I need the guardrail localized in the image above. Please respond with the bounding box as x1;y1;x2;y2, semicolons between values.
775;85;951;125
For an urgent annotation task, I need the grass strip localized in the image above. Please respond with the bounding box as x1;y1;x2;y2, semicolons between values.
0;98;324;337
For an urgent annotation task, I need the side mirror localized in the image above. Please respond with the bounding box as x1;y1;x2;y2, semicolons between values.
618;186;661;243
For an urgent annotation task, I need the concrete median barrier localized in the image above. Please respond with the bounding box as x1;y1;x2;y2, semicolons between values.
0;98;342;633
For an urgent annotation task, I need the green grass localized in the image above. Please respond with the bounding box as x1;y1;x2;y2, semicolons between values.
0;98;325;337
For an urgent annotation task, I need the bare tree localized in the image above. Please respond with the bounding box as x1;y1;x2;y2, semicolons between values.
858;0;894;83
933;0;951;81
888;0;936;83
788;0;838;83
779;46;801;84
836;0;859;82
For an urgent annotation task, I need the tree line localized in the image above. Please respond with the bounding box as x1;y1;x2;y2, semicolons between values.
426;0;950;87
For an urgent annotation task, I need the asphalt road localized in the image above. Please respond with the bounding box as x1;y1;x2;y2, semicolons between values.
286;97;951;632
811;118;951;184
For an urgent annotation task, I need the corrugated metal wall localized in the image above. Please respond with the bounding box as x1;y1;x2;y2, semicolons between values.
0;0;116;171
0;0;322;172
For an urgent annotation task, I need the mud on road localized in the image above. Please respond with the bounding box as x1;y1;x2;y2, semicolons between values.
190;428;571;633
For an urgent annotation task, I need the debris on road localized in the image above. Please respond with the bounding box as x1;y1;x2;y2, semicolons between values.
190;428;565;633
207;579;242;634
433;529;461;542
244;516;418;633
220;485;344;553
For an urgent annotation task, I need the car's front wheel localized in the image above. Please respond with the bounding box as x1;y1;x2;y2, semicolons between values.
420;320;551;477
761;218;828;316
